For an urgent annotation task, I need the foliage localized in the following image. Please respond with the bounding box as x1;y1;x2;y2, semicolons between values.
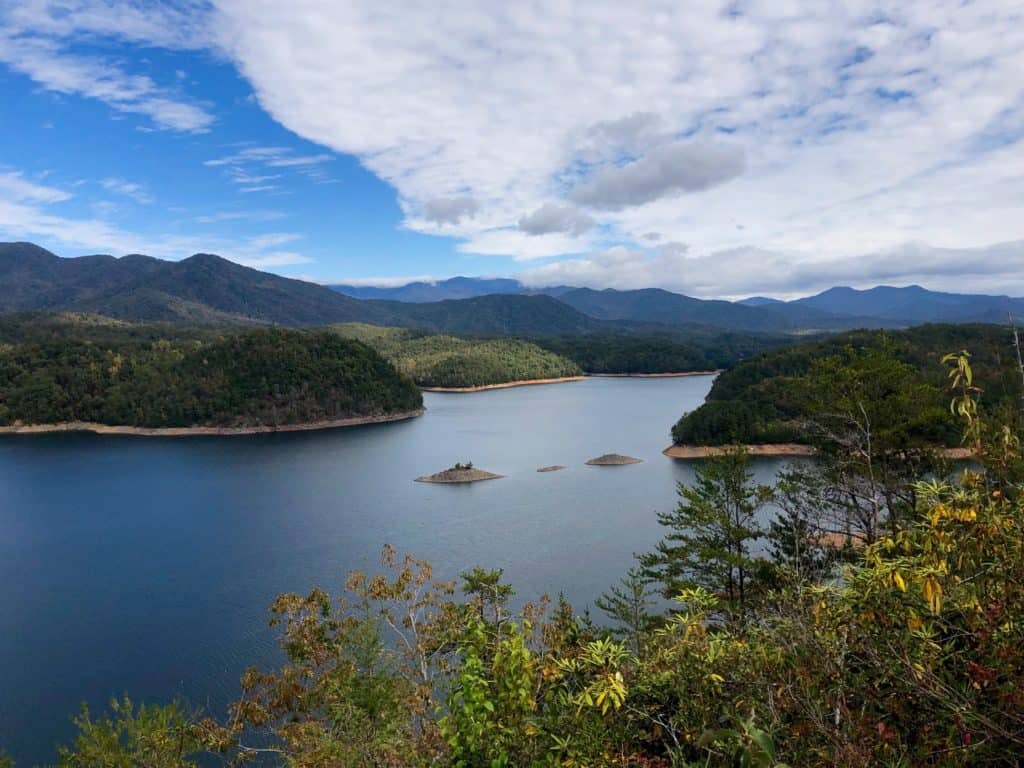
0;328;422;428
640;447;770;616
332;323;582;387
672;324;1023;447
51;698;202;768
533;332;791;375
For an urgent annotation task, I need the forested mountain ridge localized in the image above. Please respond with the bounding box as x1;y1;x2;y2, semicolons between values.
6;243;1024;335
0;328;422;430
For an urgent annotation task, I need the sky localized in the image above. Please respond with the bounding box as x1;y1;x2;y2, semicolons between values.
1;0;1023;300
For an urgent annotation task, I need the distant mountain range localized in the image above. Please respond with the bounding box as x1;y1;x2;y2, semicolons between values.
4;242;1024;336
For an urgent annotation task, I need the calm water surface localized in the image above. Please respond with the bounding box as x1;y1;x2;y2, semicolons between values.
0;376;788;763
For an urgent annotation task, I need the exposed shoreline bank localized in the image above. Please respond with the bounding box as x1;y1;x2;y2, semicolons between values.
0;408;426;438
420;376;585;393
664;443;974;460
420;371;718;393
588;371;720;378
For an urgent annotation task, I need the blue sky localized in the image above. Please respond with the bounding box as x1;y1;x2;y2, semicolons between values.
1;1;1023;298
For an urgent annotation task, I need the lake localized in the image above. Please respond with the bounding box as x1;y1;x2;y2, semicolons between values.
0;375;789;763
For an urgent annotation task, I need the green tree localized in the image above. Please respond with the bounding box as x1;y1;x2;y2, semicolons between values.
594;567;658;657
52;698;202;768
640;447;768;616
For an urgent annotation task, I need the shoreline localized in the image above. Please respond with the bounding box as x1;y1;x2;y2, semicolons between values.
588;370;721;378
420;371;719;393
420;376;585;393
664;443;975;460
0;408;426;438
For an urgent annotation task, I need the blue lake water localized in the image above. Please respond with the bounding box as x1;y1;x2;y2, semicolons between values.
0;376;789;764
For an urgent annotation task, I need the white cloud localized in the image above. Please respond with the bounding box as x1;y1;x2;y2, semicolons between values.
0;164;309;270
519;203;594;236
203;146;335;190
0;30;213;132
0;171;71;203
569;141;746;210
421;196;479;225
194;210;287;224
100;177;152;203
203;0;1024;275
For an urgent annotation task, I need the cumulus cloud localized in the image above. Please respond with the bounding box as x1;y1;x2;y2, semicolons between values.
5;1;1024;292
518;203;594;236
201;0;1024;268
569;142;745;211
421;196;479;225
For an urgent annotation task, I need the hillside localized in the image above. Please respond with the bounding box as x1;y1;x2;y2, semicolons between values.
0;328;422;430
331;323;581;388
671;323;1024;447
0;242;383;326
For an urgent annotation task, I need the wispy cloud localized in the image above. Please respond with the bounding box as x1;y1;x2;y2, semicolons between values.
194;210;288;224
0;164;310;270
100;177;152;204
204;145;336;192
0;31;213;132
0;170;71;203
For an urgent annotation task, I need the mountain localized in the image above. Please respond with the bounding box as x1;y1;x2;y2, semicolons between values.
0;242;384;326
737;296;784;306
0;243;600;334
794;285;1024;325
330;276;576;302
556;287;868;332
375;294;599;334
331;276;528;302
7;242;1023;337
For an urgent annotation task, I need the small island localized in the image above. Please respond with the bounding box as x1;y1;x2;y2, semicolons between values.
536;465;566;472
585;453;643;466
416;462;504;484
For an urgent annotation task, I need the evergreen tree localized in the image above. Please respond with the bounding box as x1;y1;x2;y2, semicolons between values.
640;447;768;617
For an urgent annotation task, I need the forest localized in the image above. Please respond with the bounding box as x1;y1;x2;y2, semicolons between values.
0;325;422;429
331;323;582;387
533;332;791;375
672;323;1024;447
5;342;1024;766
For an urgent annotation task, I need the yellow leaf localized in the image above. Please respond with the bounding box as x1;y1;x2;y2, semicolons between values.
893;572;907;592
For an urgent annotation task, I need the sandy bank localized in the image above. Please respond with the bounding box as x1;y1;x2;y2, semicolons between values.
420;376;585;393
0;408;426;438
664;443;815;459
588;371;721;378
664;444;975;460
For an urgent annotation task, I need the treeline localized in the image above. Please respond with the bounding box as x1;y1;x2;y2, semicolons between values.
0;327;421;429
672;323;1024;446
332;323;582;387
533;331;790;374
10;350;1024;767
